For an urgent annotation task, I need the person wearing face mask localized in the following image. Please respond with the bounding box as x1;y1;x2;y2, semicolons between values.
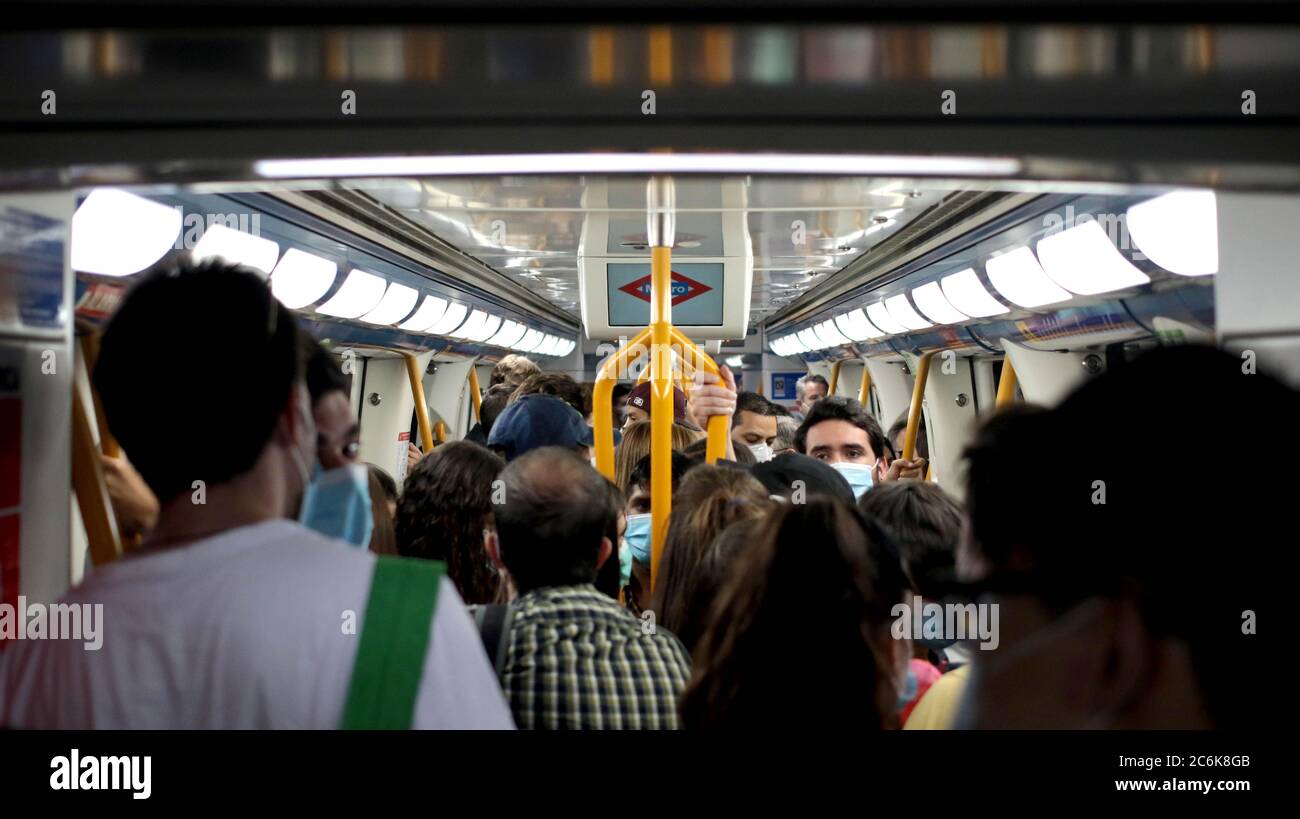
0;261;514;730
730;391;782;463
954;346;1297;730
621;450;700;615
795;396;926;499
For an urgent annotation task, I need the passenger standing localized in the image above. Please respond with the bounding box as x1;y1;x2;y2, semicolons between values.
650;466;773;654
0;261;513;729
957;345;1297;730
480;447;692;729
395;440;505;605
681;498;911;730
795;396;925;497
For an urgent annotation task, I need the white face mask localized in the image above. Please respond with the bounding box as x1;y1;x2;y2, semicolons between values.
829;460;875;499
748;442;774;463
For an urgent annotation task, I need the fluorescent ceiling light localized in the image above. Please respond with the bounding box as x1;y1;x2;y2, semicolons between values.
450;309;491;340
535;335;561;356
770;337;791;356
784;334;810;354
985;247;1071;308
515;328;545;352
797;328;824;350
1126;190;1218;277
866;301;908;335
316;269;387;318
486;319;527;348
191;223;280;276
359;282;419;326
834;309;883;342
71;189;182;277
256;152;1021;180
911;282;969;325
460;312;502;343
816;319;852;347
884;294;933;331
426;302;468;335
940;268;1008;318
269;248;337;309
553;339;576;357
398;295;449;331
1036;221;1150;295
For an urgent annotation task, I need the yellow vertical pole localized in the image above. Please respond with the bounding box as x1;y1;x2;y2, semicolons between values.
402;352;435;453
902;351;936;461
857;362;872;407
649;244;673;592
828;360;843;396
468;364;482;423
995;358;1019;408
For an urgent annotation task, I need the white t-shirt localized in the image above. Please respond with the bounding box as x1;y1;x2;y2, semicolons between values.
0;520;514;729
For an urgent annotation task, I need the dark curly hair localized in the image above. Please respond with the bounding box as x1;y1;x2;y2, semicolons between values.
394;440;504;604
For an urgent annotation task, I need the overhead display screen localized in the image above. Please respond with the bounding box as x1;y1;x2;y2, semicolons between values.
606;262;725;327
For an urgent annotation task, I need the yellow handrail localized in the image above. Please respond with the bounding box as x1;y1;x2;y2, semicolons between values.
668;327;728;465
902;351;936;461
593;327;652;481
434;420;447;444
468;364;482;423
857;362;872;407
78;332;120;458
995;358;1019;408
828;360;843;396
72;378;123;566
400;352;435;453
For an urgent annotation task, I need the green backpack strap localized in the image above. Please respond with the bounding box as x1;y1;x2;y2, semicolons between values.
341;556;446;730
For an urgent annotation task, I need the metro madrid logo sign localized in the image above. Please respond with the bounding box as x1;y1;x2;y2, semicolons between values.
617;271;714;306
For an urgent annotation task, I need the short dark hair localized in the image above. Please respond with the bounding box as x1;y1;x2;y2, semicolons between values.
963;344;1300;729
509;371;585;416
734;391;780;422
803;374;830;392
494;447;619;593
887;411;927;461
794;396;888;460
300;335;349;406
395;441;504;605
682;436;757;466
627;450;699;496
94;259;301;503
479;383;515;437
858;481;962;597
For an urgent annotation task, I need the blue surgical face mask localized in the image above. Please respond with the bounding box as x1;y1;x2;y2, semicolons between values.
896;665;919;713
830;460;875;499
618;539;633;588
299;462;374;548
624;513;652;565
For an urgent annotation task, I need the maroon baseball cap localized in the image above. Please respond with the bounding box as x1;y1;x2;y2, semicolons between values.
626;381;688;422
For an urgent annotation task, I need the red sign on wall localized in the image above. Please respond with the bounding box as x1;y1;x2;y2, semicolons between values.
617;271;713;306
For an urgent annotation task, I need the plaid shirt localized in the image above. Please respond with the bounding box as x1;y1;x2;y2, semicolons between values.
494;584;692;730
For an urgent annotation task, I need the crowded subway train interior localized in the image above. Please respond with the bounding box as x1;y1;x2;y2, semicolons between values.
0;16;1298;736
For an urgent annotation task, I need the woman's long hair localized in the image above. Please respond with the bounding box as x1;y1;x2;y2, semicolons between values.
650;466;772;653
394;441;504;604
681;497;909;730
614;419;702;493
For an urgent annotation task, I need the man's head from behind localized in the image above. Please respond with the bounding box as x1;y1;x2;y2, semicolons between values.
490;447;619;593
94;260;312;511
488;393;594;462
961;344;1299;729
